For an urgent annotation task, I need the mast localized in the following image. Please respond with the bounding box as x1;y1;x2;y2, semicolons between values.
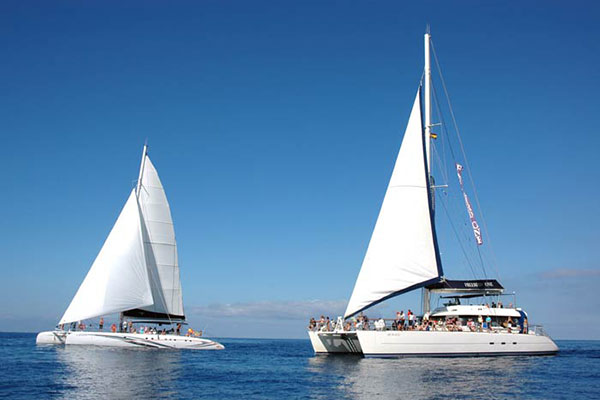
424;28;432;172
136;143;148;198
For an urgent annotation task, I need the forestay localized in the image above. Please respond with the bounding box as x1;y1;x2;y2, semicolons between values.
59;190;153;324
344;90;442;319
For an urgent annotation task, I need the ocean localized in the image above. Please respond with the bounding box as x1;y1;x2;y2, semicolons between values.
1;333;598;399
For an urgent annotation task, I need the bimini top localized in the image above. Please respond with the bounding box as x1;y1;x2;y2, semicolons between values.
425;279;504;294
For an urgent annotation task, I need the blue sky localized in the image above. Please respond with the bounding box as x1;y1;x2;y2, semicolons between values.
1;1;599;339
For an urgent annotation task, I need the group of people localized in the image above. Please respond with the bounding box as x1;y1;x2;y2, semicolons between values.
308;312;528;334
308;316;332;332
59;319;204;336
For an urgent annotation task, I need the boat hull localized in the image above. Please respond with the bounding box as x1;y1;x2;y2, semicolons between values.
356;330;559;357
36;331;224;350
308;331;362;354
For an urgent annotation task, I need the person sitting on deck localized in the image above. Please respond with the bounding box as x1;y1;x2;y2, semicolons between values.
484;316;492;331
506;317;513;333
467;318;475;332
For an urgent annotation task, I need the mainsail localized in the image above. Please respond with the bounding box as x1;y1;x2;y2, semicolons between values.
124;154;185;321
59;190;153;324
344;90;442;319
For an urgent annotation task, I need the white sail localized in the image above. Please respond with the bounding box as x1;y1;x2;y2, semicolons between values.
344;90;441;318
136;155;184;319
60;190;153;324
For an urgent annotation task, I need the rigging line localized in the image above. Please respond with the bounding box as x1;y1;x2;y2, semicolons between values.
431;72;487;277
438;190;479;280
431;40;500;280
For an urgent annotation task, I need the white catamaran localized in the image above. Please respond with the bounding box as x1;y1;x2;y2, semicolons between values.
308;30;558;357
37;145;224;350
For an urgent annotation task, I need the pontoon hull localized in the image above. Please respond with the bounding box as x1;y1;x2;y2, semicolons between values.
308;331;362;354
36;331;224;350
356;330;558;357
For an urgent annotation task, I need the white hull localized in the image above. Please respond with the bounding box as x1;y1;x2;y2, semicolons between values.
36;331;224;350
356;330;559;357
308;331;362;354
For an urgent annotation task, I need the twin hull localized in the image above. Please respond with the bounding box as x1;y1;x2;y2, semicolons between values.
36;331;224;350
310;330;558;357
308;331;362;354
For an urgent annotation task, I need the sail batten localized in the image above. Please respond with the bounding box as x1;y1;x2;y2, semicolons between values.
344;90;441;319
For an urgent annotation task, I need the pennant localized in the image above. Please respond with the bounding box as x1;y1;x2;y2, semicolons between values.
456;163;483;246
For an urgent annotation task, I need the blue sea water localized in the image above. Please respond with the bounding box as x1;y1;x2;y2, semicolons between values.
0;333;599;399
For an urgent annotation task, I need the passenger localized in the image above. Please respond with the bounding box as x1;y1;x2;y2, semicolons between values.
128;321;133;333
110;323;117;333
140;326;145;334
399;311;405;330
177;323;182;335
491;302;496;308
99;317;104;331
477;315;483;332
485;316;492;331
122;320;128;333
407;310;414;329
507;317;513;333
467;318;475;332
326;317;331;332
498;301;503;308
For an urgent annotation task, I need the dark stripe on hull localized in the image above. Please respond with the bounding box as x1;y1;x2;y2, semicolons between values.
363;350;559;358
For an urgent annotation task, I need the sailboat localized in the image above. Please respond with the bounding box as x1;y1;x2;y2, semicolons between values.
308;30;558;357
37;145;224;350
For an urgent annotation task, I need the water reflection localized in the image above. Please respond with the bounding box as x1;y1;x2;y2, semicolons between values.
307;354;545;399
55;346;182;399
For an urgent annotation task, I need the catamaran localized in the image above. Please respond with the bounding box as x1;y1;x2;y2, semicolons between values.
37;145;224;350
308;30;558;357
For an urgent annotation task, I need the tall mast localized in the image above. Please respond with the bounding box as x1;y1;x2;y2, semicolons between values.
136;143;148;198
424;29;432;172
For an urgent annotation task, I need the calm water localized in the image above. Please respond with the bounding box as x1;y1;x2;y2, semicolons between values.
1;333;599;399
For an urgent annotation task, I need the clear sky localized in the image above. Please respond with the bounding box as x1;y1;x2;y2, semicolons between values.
1;1;599;339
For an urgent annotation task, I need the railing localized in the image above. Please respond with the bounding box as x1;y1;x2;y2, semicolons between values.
528;325;547;337
308;318;527;334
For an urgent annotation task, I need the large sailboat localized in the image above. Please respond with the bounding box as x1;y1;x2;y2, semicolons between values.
308;31;558;357
37;145;224;350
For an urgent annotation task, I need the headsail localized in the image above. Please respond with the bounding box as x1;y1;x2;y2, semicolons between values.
126;155;185;321
344;89;442;319
59;190;153;325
